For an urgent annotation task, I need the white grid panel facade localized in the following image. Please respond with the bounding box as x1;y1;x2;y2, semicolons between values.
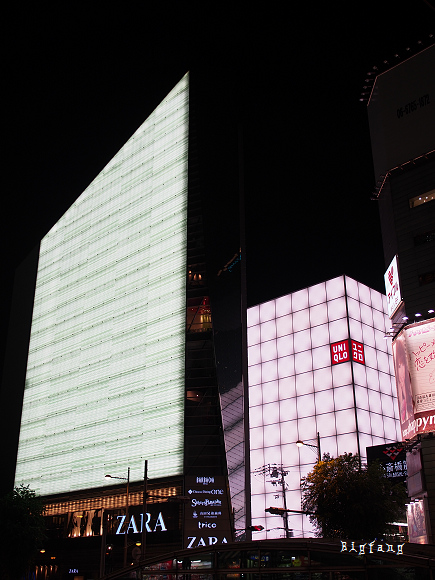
248;275;400;539
14;75;189;496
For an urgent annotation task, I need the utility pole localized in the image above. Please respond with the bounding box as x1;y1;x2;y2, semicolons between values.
254;464;291;538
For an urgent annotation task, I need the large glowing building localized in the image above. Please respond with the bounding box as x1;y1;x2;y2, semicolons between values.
3;73;245;575
247;275;401;538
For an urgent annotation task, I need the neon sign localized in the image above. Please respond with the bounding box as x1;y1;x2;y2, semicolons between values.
341;540;405;555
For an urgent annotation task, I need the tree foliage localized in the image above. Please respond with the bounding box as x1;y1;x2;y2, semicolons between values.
301;453;407;539
0;484;46;580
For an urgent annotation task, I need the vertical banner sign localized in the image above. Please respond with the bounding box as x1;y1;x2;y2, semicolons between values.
384;255;402;318
184;475;233;549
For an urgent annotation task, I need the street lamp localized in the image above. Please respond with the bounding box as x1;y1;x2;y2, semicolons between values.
105;467;130;568
296;432;321;462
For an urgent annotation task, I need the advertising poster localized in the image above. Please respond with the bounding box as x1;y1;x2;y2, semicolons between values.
393;318;435;439
407;499;429;544
384;256;402;319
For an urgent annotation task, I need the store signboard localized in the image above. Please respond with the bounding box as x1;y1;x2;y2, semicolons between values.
384;255;402;318
184;475;233;549
331;340;365;366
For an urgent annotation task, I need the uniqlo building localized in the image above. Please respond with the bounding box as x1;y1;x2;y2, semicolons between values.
247;275;401;538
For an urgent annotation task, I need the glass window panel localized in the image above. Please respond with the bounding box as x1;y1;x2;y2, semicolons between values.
276;314;293;337
275;294;292;317
310;302;328;326
356;408;371;434
312;345;331;370
260;300;275;323
326;275;345;300
328;318;348;342
262;360;278;382
248;344;262;366
348;317;363;342
311;323;330;348
375;328;389;352
363;345;377;369
292;288;308;312
277;335;294;358
263;421;281;445
313;367;333;391
368;388;382;414
334;385;355;411
279;397;298;422
247;305;260;327
250;426;264;449
327;296;347;322
262;380;279;404
250;405;263;428
377;350;390;374
335;409;356;435
249;384;263;407
261;320;277;342
366;366;380;391
297;416;317;441
296;371;314;395
360;303;374;326
315;389;335;414
379;371;393;396
280;442;301;467
309;282;326;306
261;339;277;362
297;393;315;416
370;288;383;311
250;448;265;472
357;281;372;306
381;393;394;417
352;362;367;387
336;432;358;454
249;364;262;386
332;362;352;386
354;385;369;411
248;324;261;347
280;420;299;445
321;436;338;458
372;308;386;333
384;416;400;441
263;445;282;464
293;309;311;332
295;351;313;374
358;433;373;460
370;412;385;438
263;401;280;425
344;275;359;300
277;355;295;379
346;297;361;322
294;329;311;353
316;411;337;436
278;376;296;399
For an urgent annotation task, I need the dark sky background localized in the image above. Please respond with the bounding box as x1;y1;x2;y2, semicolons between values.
2;2;434;377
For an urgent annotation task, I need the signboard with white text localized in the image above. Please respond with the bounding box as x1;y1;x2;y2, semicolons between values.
384;255;402;318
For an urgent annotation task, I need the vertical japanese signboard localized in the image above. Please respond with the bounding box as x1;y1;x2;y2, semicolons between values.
384;255;402;318
184;475;233;549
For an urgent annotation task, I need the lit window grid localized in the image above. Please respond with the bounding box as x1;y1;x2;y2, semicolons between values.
248;276;400;539
14;75;189;496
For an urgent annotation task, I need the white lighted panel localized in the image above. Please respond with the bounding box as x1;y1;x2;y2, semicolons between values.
248;275;400;539
15;75;189;495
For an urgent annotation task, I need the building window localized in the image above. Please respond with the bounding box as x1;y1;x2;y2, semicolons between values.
409;189;435;208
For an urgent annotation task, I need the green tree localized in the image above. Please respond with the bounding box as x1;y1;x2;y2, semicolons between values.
0;484;46;580
301;453;407;539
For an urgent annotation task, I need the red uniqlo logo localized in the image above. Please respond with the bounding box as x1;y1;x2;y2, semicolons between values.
388;267;394;286
330;340;350;365
351;340;365;365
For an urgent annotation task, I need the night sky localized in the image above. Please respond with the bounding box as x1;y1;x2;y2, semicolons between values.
2;2;434;377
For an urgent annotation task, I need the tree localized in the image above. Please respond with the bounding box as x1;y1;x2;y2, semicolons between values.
301;453;407;539
0;484;46;580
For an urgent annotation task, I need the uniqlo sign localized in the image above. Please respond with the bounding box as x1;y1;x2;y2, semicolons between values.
331;339;365;366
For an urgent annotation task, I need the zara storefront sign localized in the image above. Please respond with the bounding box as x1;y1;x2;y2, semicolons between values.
115;512;167;534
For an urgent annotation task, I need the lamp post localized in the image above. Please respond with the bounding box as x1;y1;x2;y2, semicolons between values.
105;467;130;568
296;432;321;462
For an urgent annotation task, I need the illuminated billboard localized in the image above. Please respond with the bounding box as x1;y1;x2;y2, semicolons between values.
393;317;435;439
248;275;400;538
14;75;189;496
384;255;402;319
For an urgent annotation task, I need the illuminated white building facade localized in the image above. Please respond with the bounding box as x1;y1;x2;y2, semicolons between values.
247;275;401;538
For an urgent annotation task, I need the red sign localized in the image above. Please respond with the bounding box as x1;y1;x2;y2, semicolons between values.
331;340;365;366
331;340;350;365
351;340;365;365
